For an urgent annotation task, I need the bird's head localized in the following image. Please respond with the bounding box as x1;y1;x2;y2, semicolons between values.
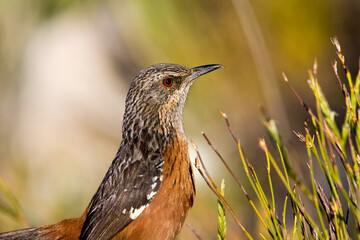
123;63;223;136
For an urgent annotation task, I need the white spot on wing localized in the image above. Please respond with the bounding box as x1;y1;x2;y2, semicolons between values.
147;190;157;200
129;205;147;220
151;182;157;189
122;209;126;214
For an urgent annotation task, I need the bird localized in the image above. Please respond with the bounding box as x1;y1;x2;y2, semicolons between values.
0;63;223;240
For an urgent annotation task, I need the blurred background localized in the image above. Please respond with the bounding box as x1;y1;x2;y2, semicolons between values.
0;0;359;239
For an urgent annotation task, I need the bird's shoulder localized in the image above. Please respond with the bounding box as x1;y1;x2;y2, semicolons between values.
80;129;166;240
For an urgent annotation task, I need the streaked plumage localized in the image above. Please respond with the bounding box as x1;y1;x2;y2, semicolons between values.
0;63;223;240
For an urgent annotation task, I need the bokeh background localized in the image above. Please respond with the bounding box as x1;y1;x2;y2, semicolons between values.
0;0;359;239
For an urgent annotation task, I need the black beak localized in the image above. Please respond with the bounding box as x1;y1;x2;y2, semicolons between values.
184;64;224;83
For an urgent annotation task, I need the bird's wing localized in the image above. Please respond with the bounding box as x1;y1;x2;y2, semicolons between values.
80;138;164;240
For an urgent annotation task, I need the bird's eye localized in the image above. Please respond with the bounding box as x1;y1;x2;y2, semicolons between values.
163;78;173;87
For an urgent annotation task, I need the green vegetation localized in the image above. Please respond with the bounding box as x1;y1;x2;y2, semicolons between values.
194;38;360;239
0;176;27;228
2;36;359;239
1;37;359;239
217;179;226;240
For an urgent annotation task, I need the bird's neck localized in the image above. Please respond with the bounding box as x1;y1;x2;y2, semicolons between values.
121;112;185;151
122;104;185;141
158;98;185;137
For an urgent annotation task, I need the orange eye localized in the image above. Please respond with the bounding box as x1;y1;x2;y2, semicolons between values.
163;78;173;87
